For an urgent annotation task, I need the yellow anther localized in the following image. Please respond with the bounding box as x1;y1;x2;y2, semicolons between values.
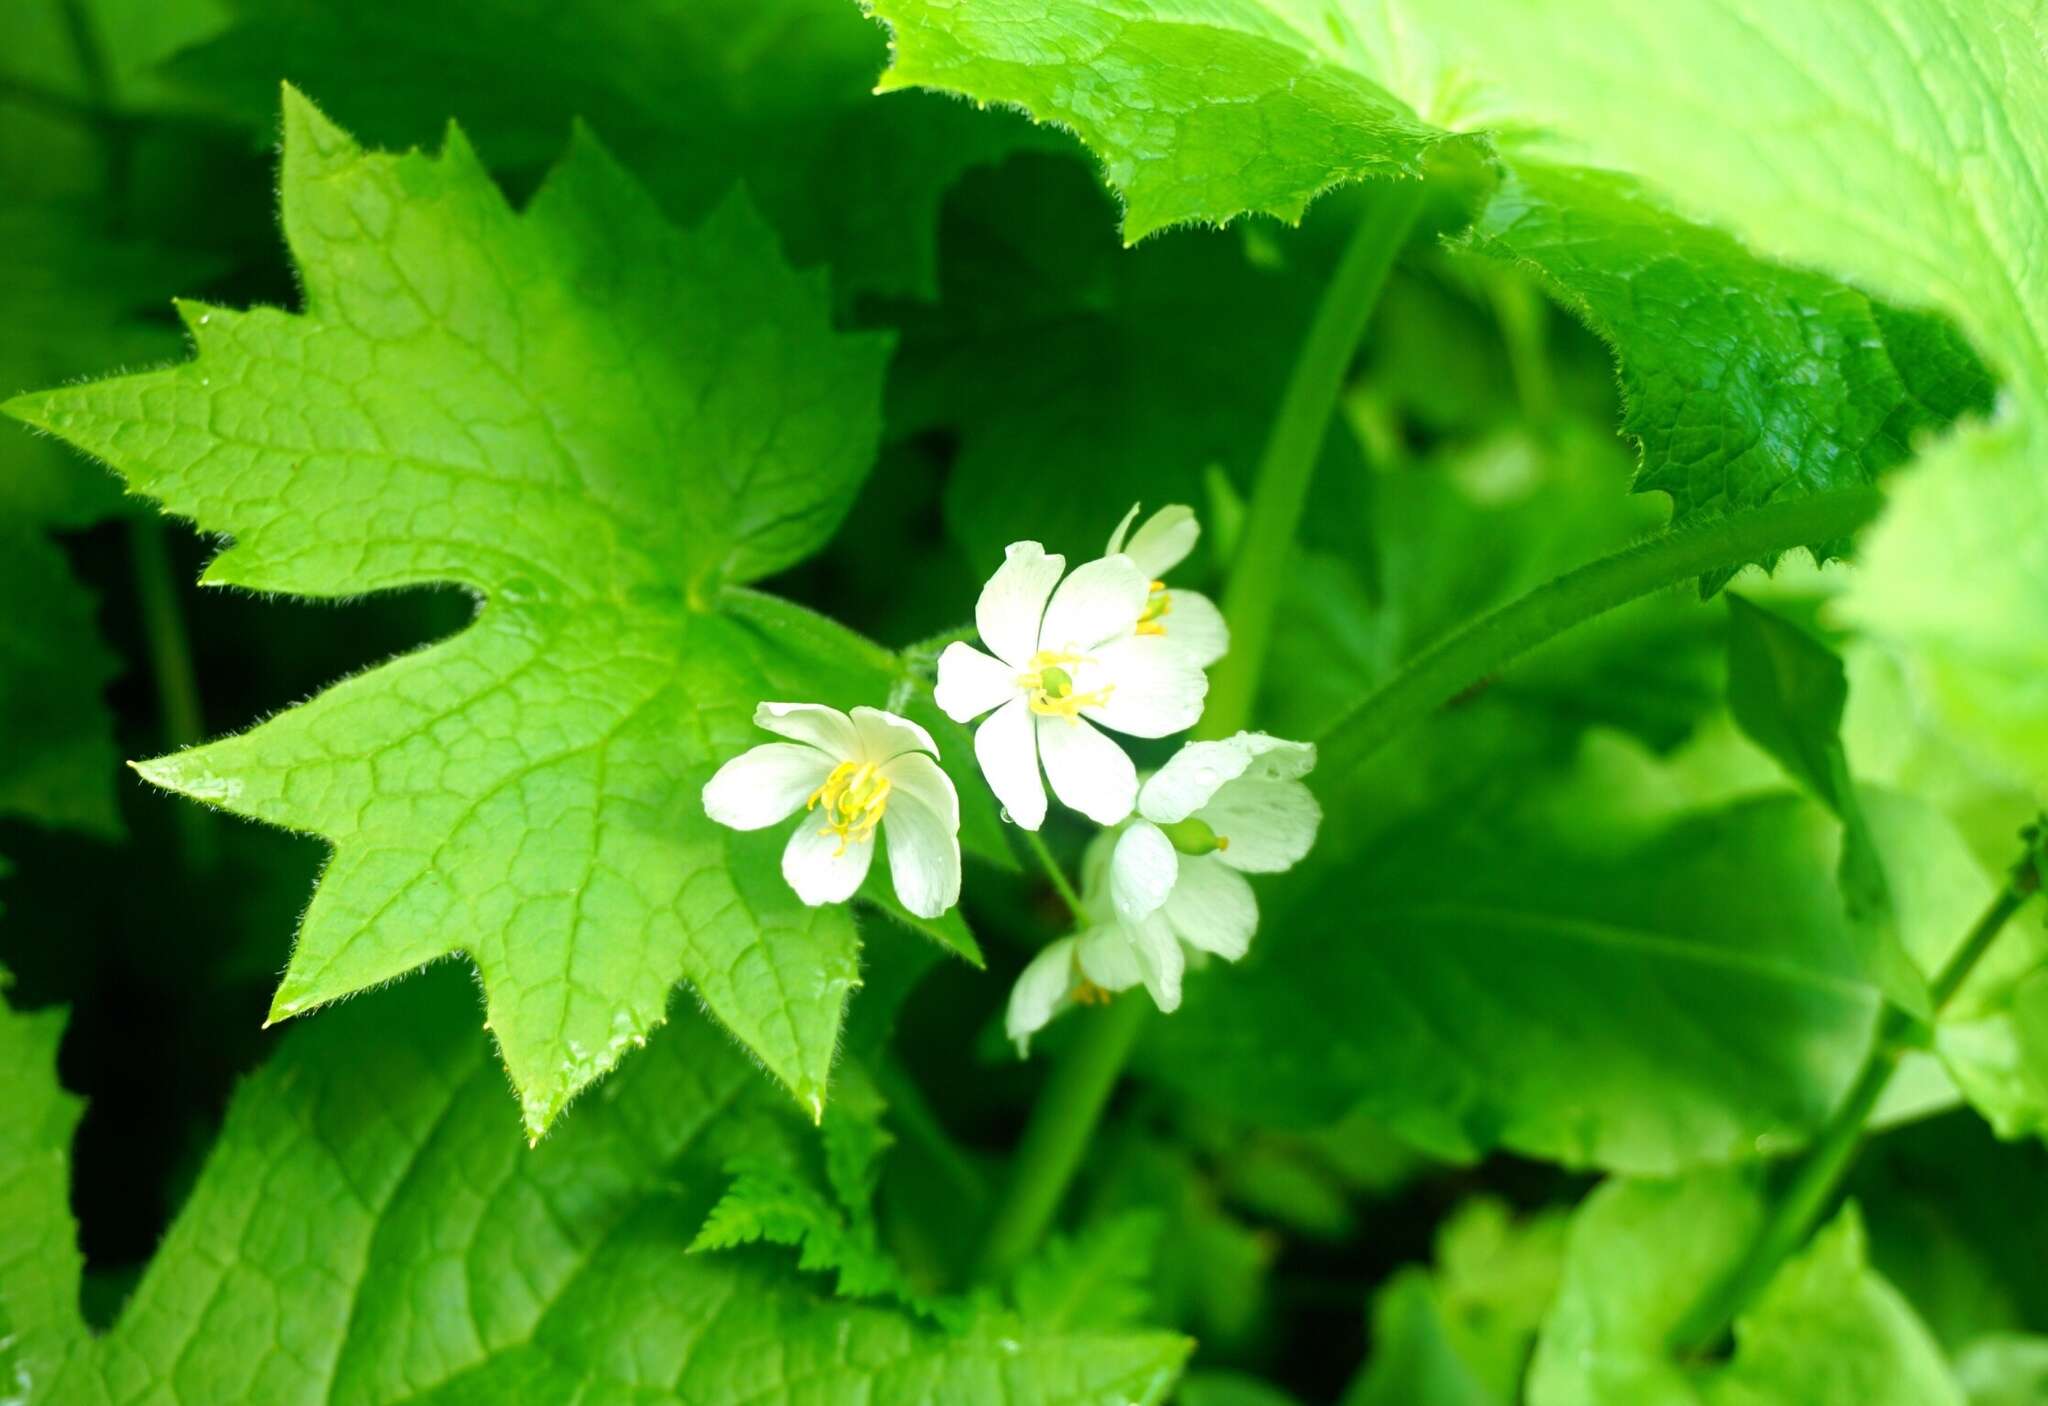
806;760;891;856
1135;583;1172;637
1019;650;1114;719
1070;978;1112;1006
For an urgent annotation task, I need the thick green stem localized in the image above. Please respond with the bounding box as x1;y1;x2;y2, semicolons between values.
1201;179;1429;740
976;992;1148;1280
976;186;1426;1281
1318;488;1884;772
1668;868;2039;1355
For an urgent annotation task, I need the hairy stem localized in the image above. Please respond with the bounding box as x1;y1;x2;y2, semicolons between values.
1668;864;2040;1355
1318;488;1884;772
976;184;1426;1280
1201;179;1429;739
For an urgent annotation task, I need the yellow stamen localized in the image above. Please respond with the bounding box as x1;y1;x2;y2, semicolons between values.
805;760;891;856
1070;978;1111;1006
1018;649;1115;719
1135;582;1171;637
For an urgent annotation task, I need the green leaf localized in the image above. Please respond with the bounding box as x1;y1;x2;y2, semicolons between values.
1462;163;1993;579
1011;1212;1161;1332
168;0;1054;304
1529;1170;1962;1405
1417;0;2048;411
1956;1335;2048;1406
865;0;1467;242
1;965;1191;1404
869;7;1994;581
1346;1198;1567;1406
1935;913;2048;1141
1726;594;1925;1014
0;967;89;1396
6;90;902;1135
1399;0;2048;793
1842;418;2048;798
691;1060;937;1311
1148;739;1994;1172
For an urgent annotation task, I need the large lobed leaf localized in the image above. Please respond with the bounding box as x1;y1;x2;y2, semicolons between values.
0;965;1189;1405
7;91;902;1135
863;0;1996;583
1147;729;1996;1173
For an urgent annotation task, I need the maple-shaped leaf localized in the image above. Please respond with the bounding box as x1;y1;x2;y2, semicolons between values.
6;88;899;1137
0;964;1191;1404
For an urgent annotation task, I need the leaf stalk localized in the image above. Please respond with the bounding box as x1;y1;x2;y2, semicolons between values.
1667;860;2041;1356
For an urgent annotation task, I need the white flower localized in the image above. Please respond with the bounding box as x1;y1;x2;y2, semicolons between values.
934;541;1209;830
702;702;961;919
1103;503;1229;667
1004;732;1320;1054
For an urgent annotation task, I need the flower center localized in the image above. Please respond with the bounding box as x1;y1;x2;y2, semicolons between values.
1020;649;1115;719
1135;580;1171;636
1070;978;1112;1006
806;760;891;856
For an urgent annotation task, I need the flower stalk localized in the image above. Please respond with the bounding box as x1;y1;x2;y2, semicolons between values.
976;179;1428;1277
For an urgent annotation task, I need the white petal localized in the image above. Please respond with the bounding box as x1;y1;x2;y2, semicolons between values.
1122;504;1199;579
1238;734;1316;783
934;641;1017;723
1037;714;1137;825
1086;634;1208;739
1076;924;1143;992
1007;937;1078;1056
882;748;958;823
977;541;1064;667
702;743;833;831
781;814;877;906
850;704;938;763
974;695;1046;830
1109;820;1178;921
1160;589;1229;667
1105;502;1143;556
879;754;961;919
1126;913;1186;1012
1038;553;1149;655
754;702;858;759
1162;854;1258;960
1200;778;1322;873
1138;731;1314;822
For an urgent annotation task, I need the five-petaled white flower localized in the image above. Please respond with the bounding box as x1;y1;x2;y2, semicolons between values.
934;541;1208;830
703;702;961;919
1005;732;1320;1053
1103;503;1229;667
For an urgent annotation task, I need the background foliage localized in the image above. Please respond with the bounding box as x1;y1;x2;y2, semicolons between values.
2;1;2045;1402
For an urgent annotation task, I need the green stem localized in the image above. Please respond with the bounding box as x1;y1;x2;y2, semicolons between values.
1318;489;1884;772
1201;179;1429;739
1668;867;2039;1355
129;517;216;867
976;186;1426;1281
1018;826;1084;921
976;992;1149;1280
